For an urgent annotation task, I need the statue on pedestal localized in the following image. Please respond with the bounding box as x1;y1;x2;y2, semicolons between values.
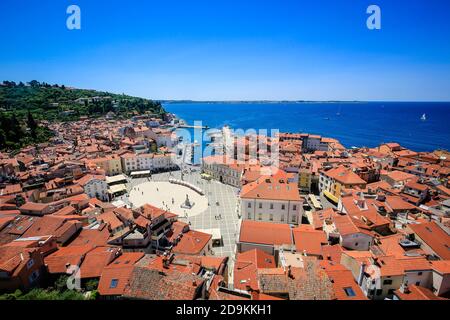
180;194;195;209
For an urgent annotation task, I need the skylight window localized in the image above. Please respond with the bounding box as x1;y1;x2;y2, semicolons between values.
344;287;356;297
110;279;119;288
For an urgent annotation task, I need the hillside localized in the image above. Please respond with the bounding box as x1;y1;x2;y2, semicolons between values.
0;80;165;150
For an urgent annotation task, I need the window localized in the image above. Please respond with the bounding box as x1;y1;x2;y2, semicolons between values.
292;216;296;223
269;214;273;221
110;279;119;289
270;203;274;210
259;203;262;209
258;213;262;221
293;205;297;211
248;212;251;219
28;270;39;283
376;289;383;296
281;215;285;222
281;204;285;210
343;287;356;297
415;281;420;286
383;279;392;285
26;259;34;269
248;203;251;208
355;242;359;246
418;272;423;276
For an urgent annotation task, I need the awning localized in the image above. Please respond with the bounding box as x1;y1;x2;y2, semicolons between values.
323;190;339;204
130;170;151;176
108;184;127;194
106;174;128;185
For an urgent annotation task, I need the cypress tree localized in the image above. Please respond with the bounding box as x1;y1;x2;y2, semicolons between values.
27;111;38;140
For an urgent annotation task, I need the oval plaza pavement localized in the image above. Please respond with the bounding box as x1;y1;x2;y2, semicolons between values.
127;168;240;258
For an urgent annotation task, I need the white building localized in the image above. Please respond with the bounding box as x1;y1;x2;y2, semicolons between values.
201;155;245;187
121;153;176;174
153;153;176;171
147;128;177;148
240;173;303;225
76;174;108;201
323;213;374;251
303;134;329;152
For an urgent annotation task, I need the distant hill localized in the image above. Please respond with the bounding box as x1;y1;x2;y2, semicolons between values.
0;80;165;121
0;80;165;151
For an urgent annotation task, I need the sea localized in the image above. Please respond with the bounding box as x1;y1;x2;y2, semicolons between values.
163;102;450;164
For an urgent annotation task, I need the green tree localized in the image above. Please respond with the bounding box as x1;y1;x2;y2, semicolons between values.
54;275;69;291
85;279;99;291
27;80;40;87
27;111;38;140
10;113;24;141
0;129;6;149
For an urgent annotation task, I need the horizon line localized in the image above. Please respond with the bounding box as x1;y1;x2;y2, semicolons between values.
158;99;450;103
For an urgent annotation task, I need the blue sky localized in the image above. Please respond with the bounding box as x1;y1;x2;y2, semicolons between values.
1;0;450;101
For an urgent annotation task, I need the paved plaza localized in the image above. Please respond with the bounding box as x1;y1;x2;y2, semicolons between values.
123;168;241;258
128;181;208;217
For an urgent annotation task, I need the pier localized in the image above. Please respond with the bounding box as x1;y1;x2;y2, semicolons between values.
178;124;209;129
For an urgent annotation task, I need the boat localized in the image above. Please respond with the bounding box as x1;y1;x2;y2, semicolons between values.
421;113;427;121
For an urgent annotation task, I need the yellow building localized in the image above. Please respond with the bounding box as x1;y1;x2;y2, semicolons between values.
90;156;123;176
298;167;312;192
319;166;367;203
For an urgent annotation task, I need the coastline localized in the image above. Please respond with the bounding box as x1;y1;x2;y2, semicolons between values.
164;102;450;153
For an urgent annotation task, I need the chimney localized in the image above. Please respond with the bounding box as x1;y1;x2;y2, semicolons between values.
357;262;366;286
162;256;169;269
400;281;410;294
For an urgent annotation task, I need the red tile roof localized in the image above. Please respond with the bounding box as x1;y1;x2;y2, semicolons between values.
239;220;292;246
323;166;366;185
172;230;212;255
321;244;344;263
234;249;276;291
67;225;110;247
240;175;301;201
409;222;450;260
430;260;450;275
395;285;447;300
44;245;92;274
124;266;204;300
324;268;367;300
79;246;121;279
292;227;327;256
